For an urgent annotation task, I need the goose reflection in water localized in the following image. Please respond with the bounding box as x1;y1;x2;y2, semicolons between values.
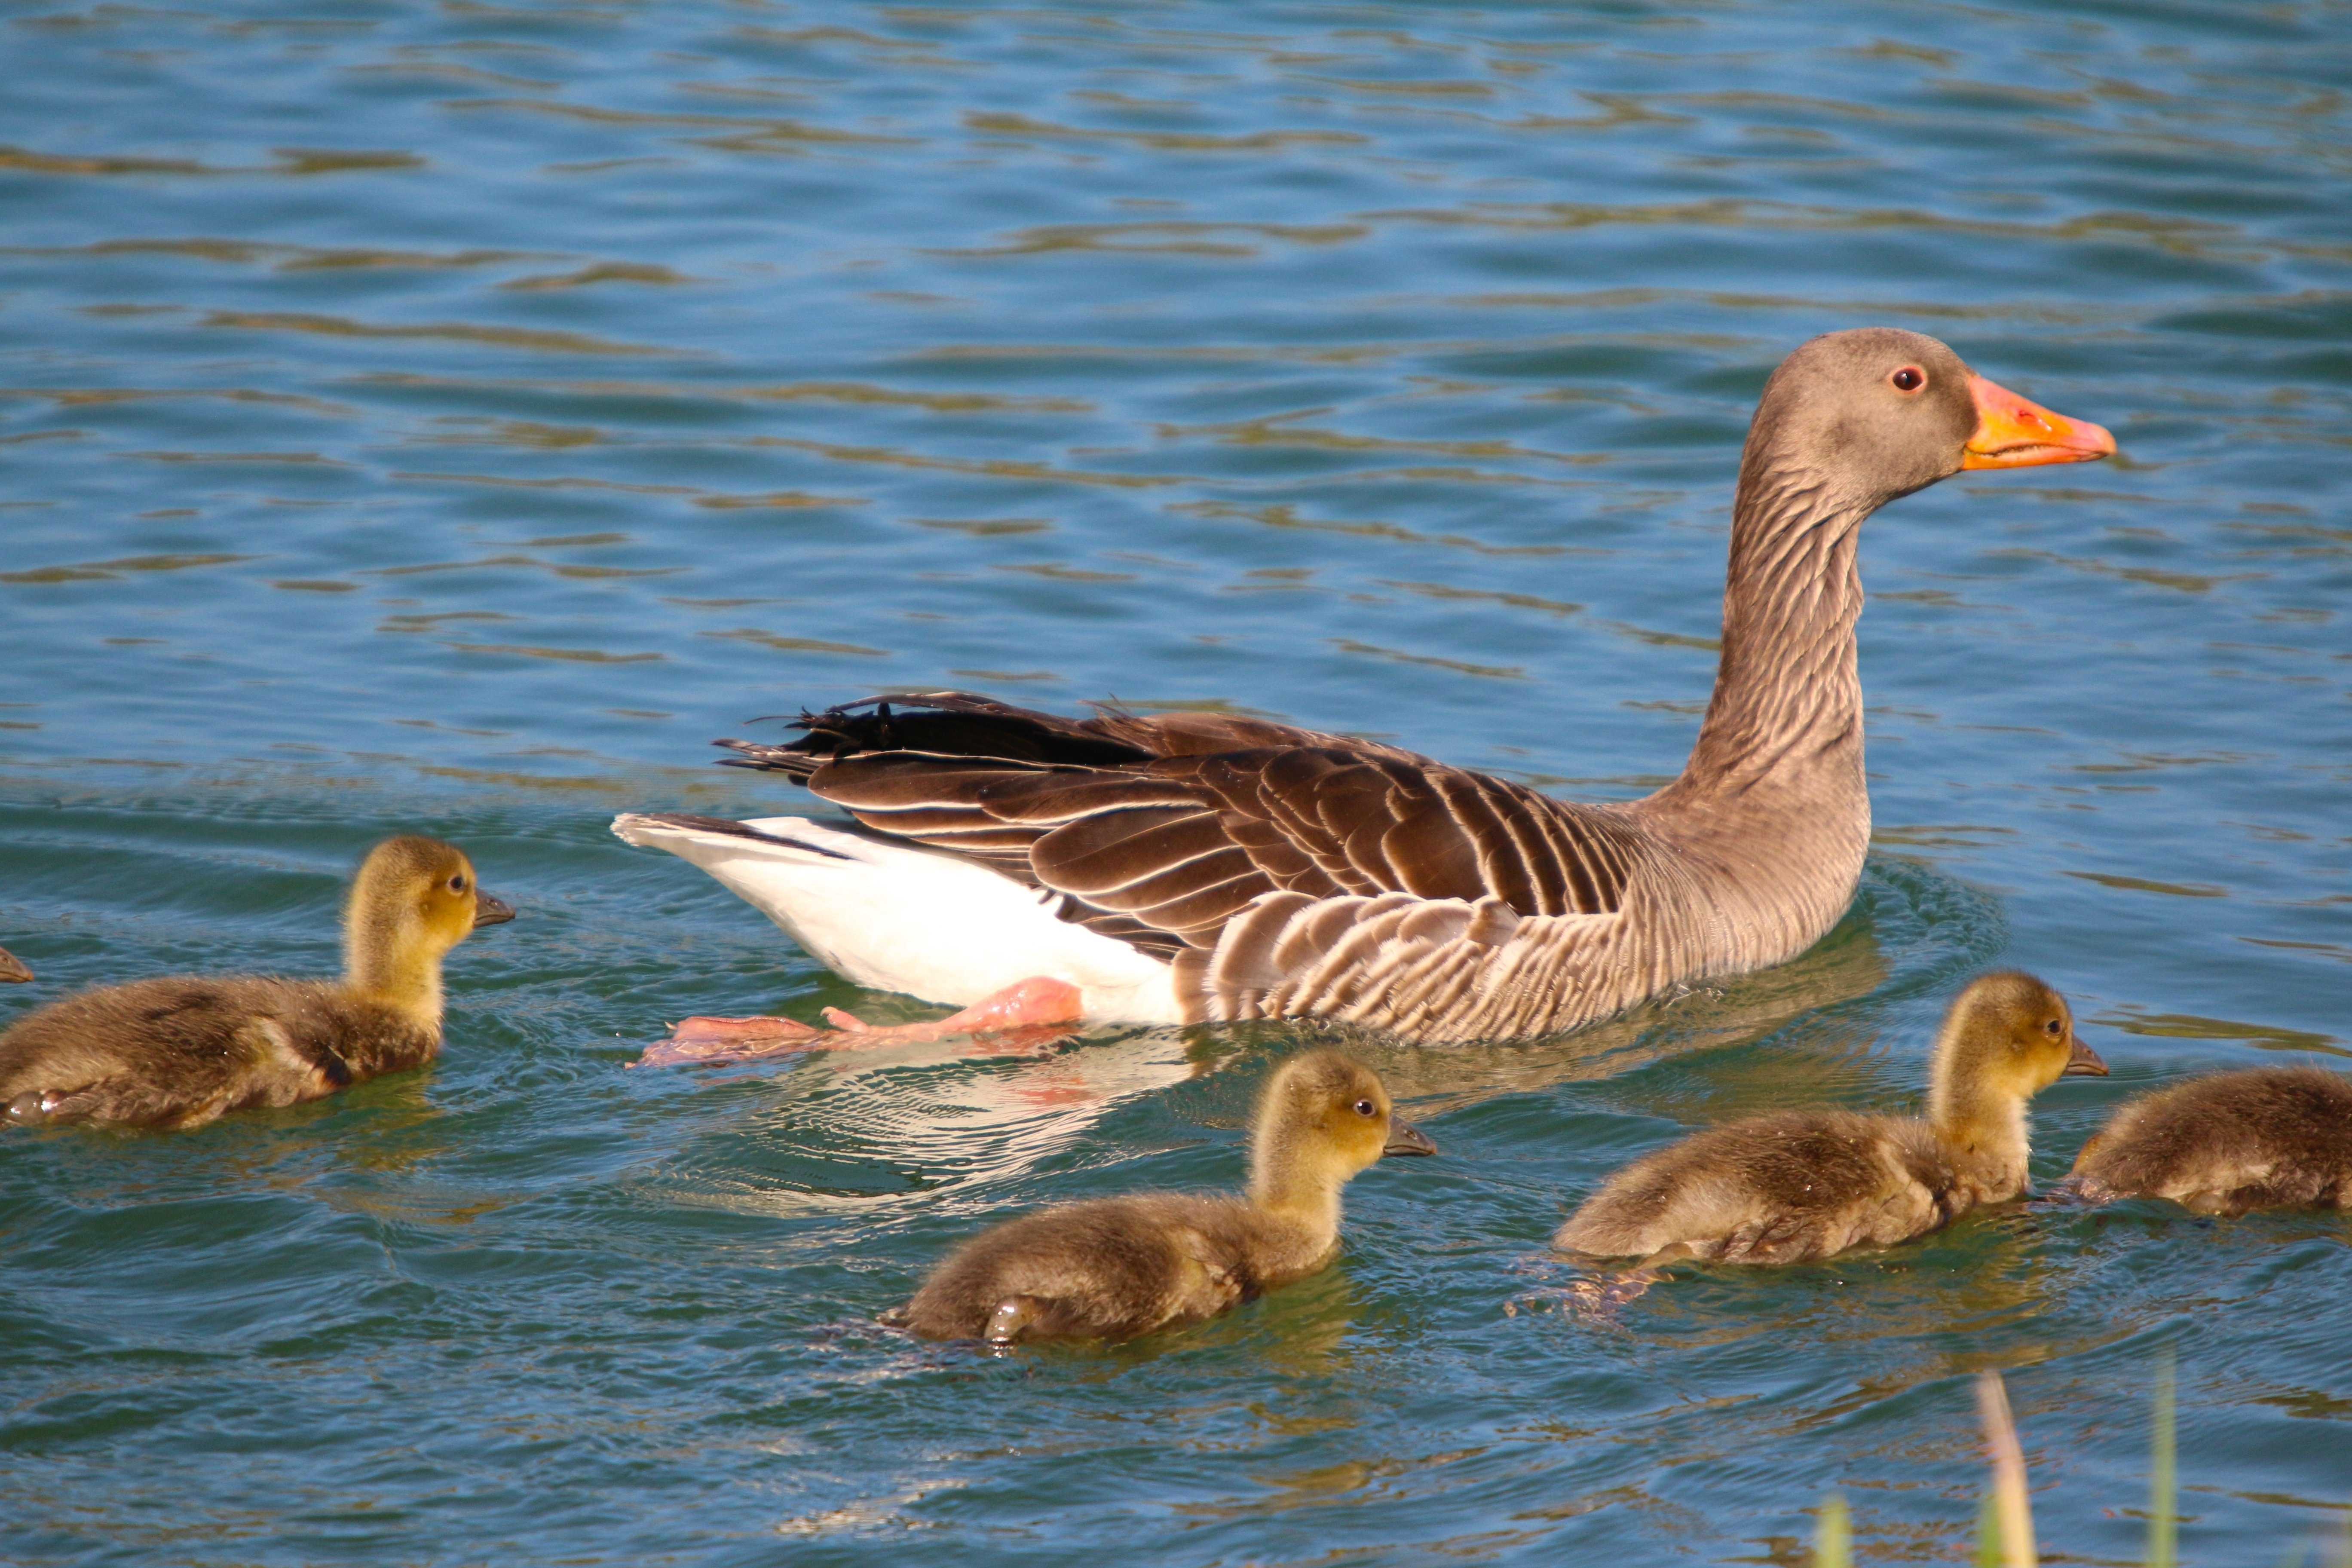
630;902;1898;1243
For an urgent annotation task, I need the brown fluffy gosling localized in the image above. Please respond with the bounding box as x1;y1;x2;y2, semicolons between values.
891;1050;1437;1344
0;836;512;1131
2067;1067;2352;1215
0;947;29;983
1554;971;2107;1266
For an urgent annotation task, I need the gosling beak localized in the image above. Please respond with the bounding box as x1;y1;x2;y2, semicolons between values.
1383;1121;1439;1158
472;891;516;929
2061;1034;2108;1077
0;946;31;983
1960;374;2116;469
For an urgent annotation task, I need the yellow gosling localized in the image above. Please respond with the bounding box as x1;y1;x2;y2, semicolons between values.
0;836;512;1131
1555;971;2106;1266
2068;1066;2352;1214
892;1050;1437;1343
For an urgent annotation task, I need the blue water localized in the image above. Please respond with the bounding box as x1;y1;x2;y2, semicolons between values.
2;0;2348;1561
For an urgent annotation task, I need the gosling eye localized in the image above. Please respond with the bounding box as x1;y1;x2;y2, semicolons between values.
2044;1017;2063;1036
1890;365;1925;393
1352;1098;1376;1118
447;875;467;894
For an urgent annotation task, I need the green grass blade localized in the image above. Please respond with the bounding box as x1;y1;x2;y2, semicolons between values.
2150;1351;2177;1568
1977;1370;2038;1567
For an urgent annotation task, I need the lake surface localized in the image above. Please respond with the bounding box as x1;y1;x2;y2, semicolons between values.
2;0;2348;1561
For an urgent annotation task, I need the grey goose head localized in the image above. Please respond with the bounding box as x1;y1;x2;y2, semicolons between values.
1740;328;2115;518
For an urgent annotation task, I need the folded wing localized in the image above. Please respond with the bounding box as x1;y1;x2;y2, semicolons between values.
719;692;1642;1026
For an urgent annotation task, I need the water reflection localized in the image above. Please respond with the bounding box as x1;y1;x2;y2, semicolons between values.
1365;916;1892;1116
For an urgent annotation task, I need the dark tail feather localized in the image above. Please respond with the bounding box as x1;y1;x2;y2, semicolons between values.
714;738;825;781
717;691;1156;777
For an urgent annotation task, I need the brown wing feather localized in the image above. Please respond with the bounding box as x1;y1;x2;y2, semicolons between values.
717;693;1638;966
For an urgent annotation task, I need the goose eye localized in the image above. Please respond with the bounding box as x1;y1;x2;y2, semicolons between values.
1352;1098;1376;1118
2044;1018;2062;1035
447;875;467;894
1890;366;1925;393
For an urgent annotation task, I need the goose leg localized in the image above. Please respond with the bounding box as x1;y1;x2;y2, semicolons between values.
638;977;1084;1067
819;977;1084;1040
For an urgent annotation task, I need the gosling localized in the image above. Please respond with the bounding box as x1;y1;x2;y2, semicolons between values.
2067;1067;2352;1215
0;947;28;983
0;836;512;1130
891;1050;1437;1343
1555;971;2107;1266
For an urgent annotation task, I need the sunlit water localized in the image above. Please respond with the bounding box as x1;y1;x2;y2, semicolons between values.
2;0;2348;1561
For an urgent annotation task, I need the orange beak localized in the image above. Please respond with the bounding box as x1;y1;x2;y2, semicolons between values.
1961;374;2116;469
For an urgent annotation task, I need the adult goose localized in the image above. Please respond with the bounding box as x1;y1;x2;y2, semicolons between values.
615;328;2112;1047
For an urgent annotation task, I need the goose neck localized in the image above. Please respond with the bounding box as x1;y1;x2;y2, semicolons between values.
343;910;445;1028
1248;1148;1344;1248
1928;1072;2033;1195
1676;458;1872;797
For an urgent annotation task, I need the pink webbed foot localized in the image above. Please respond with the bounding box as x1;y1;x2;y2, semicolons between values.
821;977;1084;1042
634;977;1085;1068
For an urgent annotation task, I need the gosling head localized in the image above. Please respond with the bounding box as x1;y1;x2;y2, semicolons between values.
1248;1050;1436;1210
342;835;512;1012
1929;971;2107;1125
